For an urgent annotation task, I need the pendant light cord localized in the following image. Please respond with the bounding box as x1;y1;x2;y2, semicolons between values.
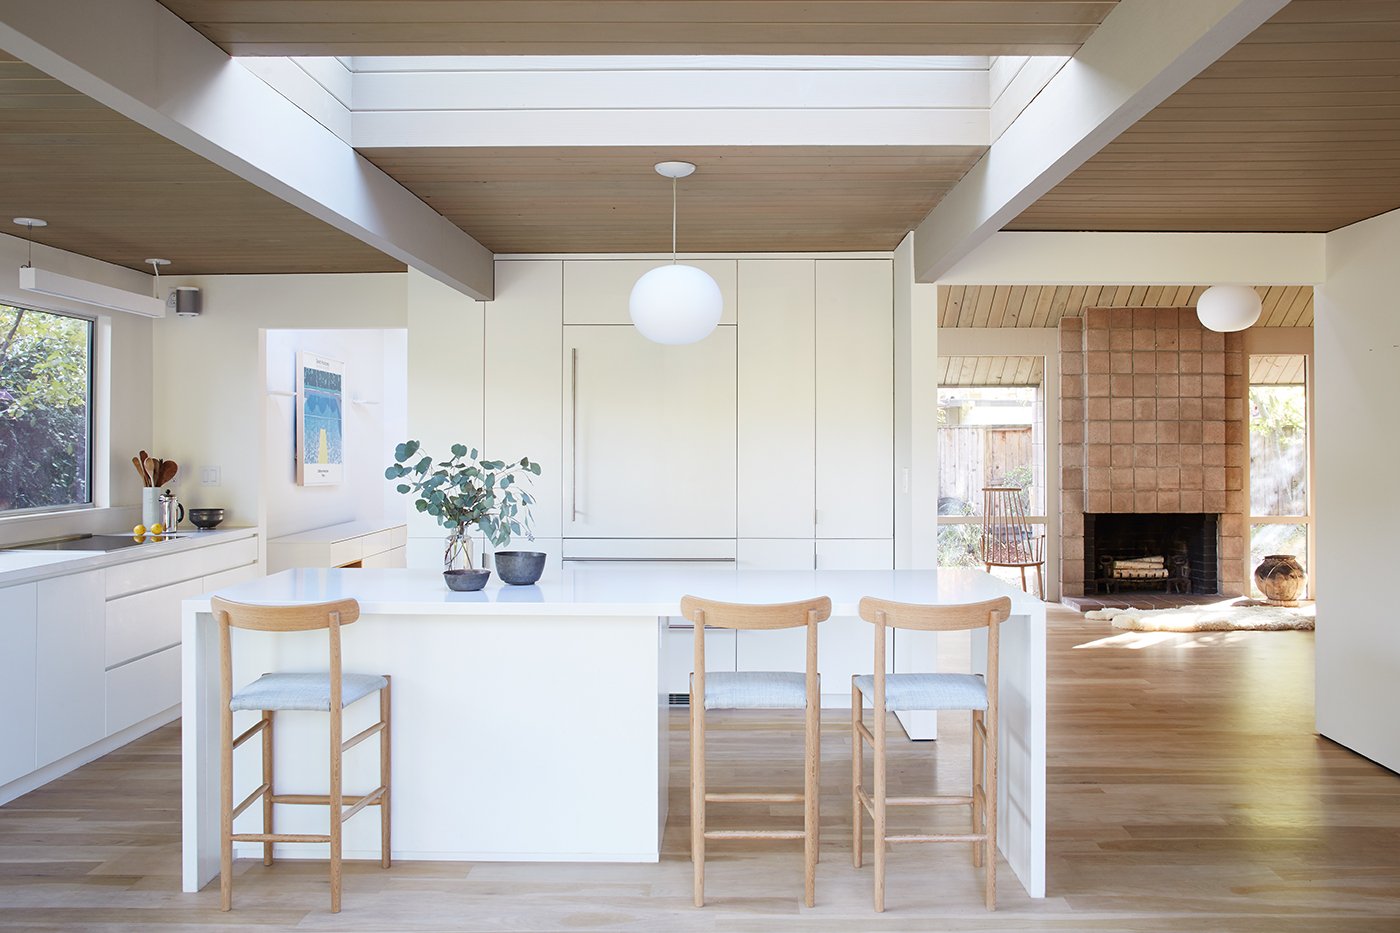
22;222;32;269
671;175;678;264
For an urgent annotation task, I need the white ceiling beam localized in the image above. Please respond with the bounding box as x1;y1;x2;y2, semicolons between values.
912;0;1291;284
0;0;494;299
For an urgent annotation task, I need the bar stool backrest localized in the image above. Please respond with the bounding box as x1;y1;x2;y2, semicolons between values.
678;595;832;699
211;597;363;711
857;596;1012;706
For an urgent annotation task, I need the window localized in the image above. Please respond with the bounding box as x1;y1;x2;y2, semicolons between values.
0;303;94;512
936;357;1047;583
1248;354;1309;597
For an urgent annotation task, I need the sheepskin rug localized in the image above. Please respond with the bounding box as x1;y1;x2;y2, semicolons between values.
1084;602;1315;632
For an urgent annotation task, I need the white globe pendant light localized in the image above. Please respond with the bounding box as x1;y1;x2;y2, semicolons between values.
1196;285;1262;332
629;161;723;345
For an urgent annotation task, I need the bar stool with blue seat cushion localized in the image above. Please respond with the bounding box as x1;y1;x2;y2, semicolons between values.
212;596;392;914
851;595;1012;912
680;594;831;909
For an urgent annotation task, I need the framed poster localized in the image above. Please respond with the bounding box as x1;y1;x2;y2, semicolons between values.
296;351;345;486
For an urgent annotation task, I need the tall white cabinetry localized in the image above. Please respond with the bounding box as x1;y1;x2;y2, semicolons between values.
35;571;106;767
563;324;737;539
0;585;38;785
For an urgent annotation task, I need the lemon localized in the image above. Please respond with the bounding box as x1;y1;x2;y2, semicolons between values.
133;524;146;536
149;522;165;535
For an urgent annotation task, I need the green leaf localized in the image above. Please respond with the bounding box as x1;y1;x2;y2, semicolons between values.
415;455;433;473
530;462;542;475
451;443;467;457
415;500;427;512
396;484;410;494
384;466;399;480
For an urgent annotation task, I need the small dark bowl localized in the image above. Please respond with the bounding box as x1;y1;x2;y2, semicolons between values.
188;508;225;530
494;550;547;585
444;568;491;592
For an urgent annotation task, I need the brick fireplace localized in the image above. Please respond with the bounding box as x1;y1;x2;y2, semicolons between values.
1059;308;1247;598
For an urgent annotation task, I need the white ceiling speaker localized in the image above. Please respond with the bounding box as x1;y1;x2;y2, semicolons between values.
1196;285;1262;333
628;161;723;345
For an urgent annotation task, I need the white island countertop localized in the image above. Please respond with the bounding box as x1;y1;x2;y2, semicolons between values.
191;564;1043;617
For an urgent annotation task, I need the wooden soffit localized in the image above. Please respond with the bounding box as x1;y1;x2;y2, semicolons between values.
1009;1;1400;233
359;145;988;253
158;1;1119;57
0;53;401;275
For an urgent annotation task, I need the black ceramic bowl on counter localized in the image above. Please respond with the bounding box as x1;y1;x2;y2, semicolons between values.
188;508;225;530
493;550;547;585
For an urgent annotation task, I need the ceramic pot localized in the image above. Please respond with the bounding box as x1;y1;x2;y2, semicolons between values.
494;550;546;585
444;569;491;592
1254;554;1306;606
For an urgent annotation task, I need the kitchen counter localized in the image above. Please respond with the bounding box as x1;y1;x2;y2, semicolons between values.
182;566;1045;897
0;527;259;589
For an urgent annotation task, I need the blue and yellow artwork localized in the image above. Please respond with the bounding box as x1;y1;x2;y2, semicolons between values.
296;352;345;485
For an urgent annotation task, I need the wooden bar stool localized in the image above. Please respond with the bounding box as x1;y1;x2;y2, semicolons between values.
212;597;391;913
681;595;830;908
850;595;1011;911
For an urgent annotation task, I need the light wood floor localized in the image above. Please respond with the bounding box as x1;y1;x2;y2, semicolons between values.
2;607;1398;931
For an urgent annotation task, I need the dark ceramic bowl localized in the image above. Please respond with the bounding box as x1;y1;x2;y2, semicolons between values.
494;550;547;585
188;508;225;530
444;568;491;592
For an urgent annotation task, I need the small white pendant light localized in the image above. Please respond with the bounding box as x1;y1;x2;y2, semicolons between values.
629;161;723;345
1196;285;1262;332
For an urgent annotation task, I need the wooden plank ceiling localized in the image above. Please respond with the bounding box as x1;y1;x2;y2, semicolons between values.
158;1;1119;56
938;355;1045;386
937;284;1314;328
1010;0;1400;232
360;146;986;253
0;53;401;275
1249;354;1307;385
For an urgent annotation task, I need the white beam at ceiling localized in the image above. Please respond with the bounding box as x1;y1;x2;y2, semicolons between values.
0;0;495;299
912;0;1292;284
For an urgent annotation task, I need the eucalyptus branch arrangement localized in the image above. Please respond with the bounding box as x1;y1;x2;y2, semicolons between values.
385;441;540;570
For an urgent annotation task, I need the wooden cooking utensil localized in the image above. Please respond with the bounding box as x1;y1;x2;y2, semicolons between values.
132;456;148;486
138;451;152;486
157;460;178;487
152;459;163;487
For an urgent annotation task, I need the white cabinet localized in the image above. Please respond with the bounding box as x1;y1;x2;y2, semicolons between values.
361;546;407;569
564;325;737;539
106;644;181;736
563;260;737;325
486;261;563;538
816;538;894;570
737;538;814;570
267;521;406;572
738;259;816;538
105;578;204;671
35;571;106;768
815;259;893;539
0;584;38;786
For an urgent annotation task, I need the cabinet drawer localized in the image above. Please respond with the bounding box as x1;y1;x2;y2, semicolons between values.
328;538;363;567
106;645;180;736
388;525;408;549
106;578;203;668
360;546;406;569
105;537;257;598
202;563;261;593
358;530;393;559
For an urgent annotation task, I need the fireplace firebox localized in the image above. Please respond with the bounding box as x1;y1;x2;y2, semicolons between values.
1083;513;1219;595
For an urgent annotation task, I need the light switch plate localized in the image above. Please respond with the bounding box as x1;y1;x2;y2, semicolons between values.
200;466;221;487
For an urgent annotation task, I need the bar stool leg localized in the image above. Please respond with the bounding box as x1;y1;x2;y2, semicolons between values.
380;676;392;869
261;710;274;866
220;702;234;911
850;681;863;869
985;711;998;910
873;705;887;912
971;709;984;868
330;701;343;913
803;693;818;907
690;688;706;907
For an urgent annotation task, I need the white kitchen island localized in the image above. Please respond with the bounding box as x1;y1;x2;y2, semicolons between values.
182;566;1045;897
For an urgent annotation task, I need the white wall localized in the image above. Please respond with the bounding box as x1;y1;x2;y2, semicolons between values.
1314;207;1400;773
153;274;407;560
262;328;406;539
0;232;152;546
893;233;940;569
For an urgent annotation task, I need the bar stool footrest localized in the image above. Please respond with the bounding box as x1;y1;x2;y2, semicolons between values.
703;829;807;841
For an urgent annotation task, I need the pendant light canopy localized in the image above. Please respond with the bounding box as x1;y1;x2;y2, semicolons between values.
1196;285;1262;333
628;161;723;345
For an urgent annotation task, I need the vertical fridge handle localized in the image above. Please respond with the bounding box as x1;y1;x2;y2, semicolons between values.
570;347;578;522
